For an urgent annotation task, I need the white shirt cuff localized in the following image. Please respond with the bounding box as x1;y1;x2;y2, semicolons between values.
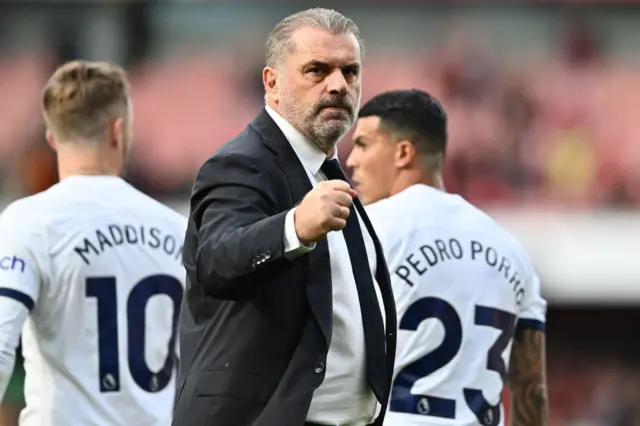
283;208;315;259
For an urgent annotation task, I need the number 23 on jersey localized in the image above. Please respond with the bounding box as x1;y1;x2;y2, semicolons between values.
391;297;516;426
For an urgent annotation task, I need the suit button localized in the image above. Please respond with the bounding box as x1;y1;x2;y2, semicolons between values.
314;362;324;374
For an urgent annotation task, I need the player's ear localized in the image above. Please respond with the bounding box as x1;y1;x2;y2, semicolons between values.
263;67;278;103
110;117;124;149
45;129;57;151
395;140;416;169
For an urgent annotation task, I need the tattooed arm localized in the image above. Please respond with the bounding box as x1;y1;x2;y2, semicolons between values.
506;328;548;426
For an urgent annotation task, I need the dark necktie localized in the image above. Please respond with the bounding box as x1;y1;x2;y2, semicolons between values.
321;158;387;401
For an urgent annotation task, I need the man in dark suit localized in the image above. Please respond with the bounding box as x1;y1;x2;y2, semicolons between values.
174;8;397;426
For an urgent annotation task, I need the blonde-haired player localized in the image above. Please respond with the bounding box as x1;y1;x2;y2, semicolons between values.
0;60;186;425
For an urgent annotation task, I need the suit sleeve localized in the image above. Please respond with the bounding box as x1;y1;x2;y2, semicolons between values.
186;152;291;298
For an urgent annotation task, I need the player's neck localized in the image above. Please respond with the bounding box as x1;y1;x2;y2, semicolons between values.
59;168;120;180
418;173;446;192
57;150;122;180
429;173;446;192
392;170;445;195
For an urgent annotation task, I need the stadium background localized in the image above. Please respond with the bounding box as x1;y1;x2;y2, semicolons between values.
1;0;640;425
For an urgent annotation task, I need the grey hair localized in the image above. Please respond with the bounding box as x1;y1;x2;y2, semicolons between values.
265;8;364;69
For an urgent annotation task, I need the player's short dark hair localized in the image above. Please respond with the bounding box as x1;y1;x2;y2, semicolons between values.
358;89;447;158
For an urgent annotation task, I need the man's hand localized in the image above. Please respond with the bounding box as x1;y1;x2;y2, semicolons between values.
294;180;355;245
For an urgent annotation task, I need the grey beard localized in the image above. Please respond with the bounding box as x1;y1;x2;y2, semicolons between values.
278;99;353;153
307;121;350;153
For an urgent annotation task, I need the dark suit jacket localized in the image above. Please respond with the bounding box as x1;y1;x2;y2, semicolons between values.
173;108;397;426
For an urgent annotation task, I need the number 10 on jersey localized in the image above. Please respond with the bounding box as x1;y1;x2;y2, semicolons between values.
86;275;183;393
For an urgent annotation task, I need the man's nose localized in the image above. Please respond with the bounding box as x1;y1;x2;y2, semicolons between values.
345;150;357;168
326;70;348;95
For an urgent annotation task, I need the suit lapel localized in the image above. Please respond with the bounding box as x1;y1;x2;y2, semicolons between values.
250;109;333;348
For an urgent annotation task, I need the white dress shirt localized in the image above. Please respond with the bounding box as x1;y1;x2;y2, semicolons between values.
266;105;379;426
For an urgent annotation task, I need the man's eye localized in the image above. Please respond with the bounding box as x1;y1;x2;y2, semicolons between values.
309;67;323;75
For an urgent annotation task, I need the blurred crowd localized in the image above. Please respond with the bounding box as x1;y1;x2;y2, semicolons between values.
426;20;640;209
543;308;640;426
1;18;639;208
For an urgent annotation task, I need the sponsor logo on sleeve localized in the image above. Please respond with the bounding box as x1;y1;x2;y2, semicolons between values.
0;256;26;273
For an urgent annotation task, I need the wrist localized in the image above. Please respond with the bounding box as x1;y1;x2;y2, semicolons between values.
293;208;312;246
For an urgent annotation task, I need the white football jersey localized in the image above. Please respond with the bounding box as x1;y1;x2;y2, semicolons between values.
0;175;186;426
365;184;546;426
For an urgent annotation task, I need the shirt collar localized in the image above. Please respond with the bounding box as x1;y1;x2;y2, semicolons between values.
265;105;336;176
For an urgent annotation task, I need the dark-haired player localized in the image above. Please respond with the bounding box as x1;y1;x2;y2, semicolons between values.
346;89;548;426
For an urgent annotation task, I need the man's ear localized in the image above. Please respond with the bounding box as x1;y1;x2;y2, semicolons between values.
109;117;124;149
45;129;57;151
395;140;417;169
263;67;279;103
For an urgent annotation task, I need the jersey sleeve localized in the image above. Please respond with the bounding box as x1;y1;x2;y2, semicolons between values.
516;263;547;332
0;201;47;311
0;200;47;400
0;297;30;400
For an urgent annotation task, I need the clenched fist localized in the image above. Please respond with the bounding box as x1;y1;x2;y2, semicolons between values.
294;180;356;245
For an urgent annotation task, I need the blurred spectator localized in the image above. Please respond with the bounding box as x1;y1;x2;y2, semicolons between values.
563;18;600;68
437;31;499;104
543;122;596;206
499;75;540;190
12;132;58;196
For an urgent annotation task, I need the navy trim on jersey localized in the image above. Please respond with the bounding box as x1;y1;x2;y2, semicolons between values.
516;318;545;332
0;287;35;311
